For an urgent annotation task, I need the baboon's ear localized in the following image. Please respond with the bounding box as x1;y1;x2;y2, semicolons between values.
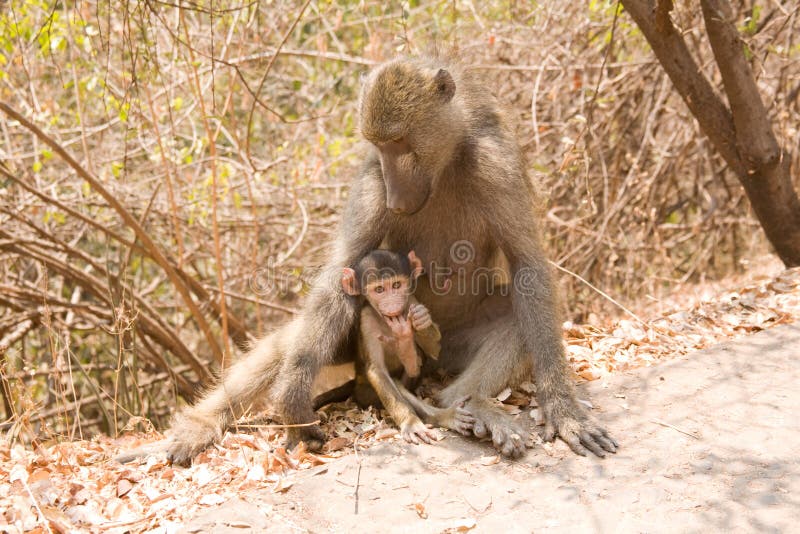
341;268;360;296
408;250;424;280
434;69;455;103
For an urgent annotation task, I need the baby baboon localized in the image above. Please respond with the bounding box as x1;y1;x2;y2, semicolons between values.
165;54;617;464
341;249;472;443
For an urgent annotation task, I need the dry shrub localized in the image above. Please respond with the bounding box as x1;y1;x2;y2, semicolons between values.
0;0;797;439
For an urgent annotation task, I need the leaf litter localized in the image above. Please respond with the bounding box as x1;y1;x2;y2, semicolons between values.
1;267;797;533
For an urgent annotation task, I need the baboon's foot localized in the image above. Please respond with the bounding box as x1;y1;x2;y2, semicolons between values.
286;424;326;452
468;398;528;458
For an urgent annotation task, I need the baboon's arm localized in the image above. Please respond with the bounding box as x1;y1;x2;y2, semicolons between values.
275;160;389;447
478;147;618;458
408;296;441;359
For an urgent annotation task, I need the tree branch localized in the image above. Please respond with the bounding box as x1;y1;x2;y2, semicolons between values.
619;0;746;176
0;102;226;367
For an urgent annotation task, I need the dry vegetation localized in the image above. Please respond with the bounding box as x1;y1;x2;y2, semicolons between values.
0;0;799;450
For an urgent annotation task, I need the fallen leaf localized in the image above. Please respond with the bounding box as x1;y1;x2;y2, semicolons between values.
479;455;500;466
273;478;294;493
323;436;351;452
198;493;226;506
452;517;477;531
414;502;428;519
246;464;266;482
529;409;544;426
496;388;511;402
117;478;134;497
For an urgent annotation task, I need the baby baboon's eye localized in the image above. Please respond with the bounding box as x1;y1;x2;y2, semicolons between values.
374;286;384;294
392;281;402;289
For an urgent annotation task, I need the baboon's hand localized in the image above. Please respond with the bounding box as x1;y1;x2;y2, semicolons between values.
165;415;221;466
400;419;440;445
386;315;414;340
542;397;618;458
408;303;432;331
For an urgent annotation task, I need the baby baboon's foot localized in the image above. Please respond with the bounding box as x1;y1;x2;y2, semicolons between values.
166;413;222;466
400;418;441;445
286;424;326;452
436;395;475;436
469;399;528;458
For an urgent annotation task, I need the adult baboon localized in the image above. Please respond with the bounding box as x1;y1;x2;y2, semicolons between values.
166;55;617;463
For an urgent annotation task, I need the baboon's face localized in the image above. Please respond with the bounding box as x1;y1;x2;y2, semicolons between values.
373;136;429;215
359;61;457;216
364;276;411;319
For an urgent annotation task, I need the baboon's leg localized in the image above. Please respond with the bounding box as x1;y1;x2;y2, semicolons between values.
272;272;361;449
167;329;289;464
436;301;532;458
312;379;356;410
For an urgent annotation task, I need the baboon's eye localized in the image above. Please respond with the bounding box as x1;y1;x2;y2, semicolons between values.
392;281;402;289
392;137;404;144
374;286;384;294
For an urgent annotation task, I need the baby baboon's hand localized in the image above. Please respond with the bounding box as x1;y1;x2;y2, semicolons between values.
408;303;432;331
386;315;414;340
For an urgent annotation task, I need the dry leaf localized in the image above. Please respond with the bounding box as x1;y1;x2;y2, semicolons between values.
529;409;544;426
116;478;134;498
272;478;294;493
452;518;477;531
323;436;351;452
414;502;428;519
198;493;226;506
479;455;500;466
246;464;266;482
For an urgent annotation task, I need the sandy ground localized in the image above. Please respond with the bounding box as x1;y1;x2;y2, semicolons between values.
182;323;800;533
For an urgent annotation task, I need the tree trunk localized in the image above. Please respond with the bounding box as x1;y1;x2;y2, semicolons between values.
620;0;800;266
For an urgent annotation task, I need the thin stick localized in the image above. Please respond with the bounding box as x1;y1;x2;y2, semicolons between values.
20;477;53;534
353;433;362;515
234;420;321;429
651;418;700;439
549;260;647;325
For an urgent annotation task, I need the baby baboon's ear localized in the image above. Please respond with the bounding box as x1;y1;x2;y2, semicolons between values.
433;69;455;103
408;250;424;280
341;268;360;296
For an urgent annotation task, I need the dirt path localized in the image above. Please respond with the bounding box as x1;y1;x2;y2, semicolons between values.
184;324;800;533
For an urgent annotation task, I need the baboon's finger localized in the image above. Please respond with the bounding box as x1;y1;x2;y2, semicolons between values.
579;431;606;458
562;432;589;457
